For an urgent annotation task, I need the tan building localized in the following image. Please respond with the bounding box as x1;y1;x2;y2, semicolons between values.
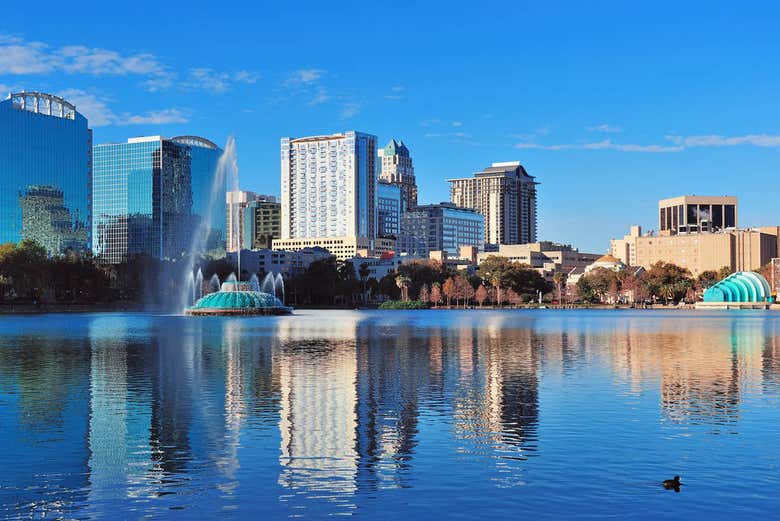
611;226;779;276
658;195;737;235
273;236;395;261
477;242;601;282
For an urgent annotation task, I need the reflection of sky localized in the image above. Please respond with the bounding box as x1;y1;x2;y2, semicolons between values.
1;310;780;519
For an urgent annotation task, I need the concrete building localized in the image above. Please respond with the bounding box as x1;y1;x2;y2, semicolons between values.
1;91;92;254
477;242;601;282
448;161;538;246
243;199;281;249
281;131;377;241
226;191;276;252
273;236;395;261
227;247;333;278
398;203;484;258
658;195;737;235
377;181;402;239
378;138;417;209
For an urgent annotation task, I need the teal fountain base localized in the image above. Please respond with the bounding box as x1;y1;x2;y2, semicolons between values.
186;281;292;316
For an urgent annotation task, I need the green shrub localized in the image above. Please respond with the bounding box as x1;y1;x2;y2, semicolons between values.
379;300;430;310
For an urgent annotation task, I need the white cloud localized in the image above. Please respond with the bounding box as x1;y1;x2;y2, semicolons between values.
425;131;472;139
666;134;780;148
0;34;256;94
59;88;189;127
340;102;361;119
587;123;622;133
514;139;682;153
452;121;463;127
285;69;325;86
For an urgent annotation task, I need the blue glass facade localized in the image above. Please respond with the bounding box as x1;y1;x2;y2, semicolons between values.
399;203;484;257
377;181;401;239
92;137;192;263
171;136;224;250
0;92;92;253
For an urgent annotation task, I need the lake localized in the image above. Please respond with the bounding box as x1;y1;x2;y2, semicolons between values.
1;310;779;520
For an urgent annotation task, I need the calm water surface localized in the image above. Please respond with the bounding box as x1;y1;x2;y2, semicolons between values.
1;310;780;520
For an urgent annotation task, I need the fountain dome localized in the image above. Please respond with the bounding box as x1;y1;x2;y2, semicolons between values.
185;278;291;316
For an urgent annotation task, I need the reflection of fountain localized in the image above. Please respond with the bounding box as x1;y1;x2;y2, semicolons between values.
178;137;238;313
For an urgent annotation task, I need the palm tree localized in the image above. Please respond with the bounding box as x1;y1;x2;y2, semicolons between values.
395;274;411;302
553;271;567;304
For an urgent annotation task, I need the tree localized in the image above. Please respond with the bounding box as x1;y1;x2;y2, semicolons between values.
455;275;475;307
442;277;456;306
358;262;371;302
697;270;719;290
506;288;522;306
717;265;732;281
643;261;693;303
475;285;488;307
430;282;442;307
395;274;411;302
418;283;430;303
553;271;567;303
478;256;515;306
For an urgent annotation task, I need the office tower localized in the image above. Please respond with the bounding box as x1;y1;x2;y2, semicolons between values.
448;161;538;245
0;91;92;253
378;138;417;210
658;195;738;235
171;136;224;249
244;199;281;249
398;203;484;257
377;181;402;239
226;191;277;252
92;136;192;263
277;132;381;259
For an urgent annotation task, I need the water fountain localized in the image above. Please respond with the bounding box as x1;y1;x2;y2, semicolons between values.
195;269;204;301
275;273;285;303
181;136;291;316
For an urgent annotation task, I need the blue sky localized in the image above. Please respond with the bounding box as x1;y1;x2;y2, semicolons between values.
2;1;780;252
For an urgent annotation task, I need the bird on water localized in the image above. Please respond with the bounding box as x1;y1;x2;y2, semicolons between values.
662;476;682;491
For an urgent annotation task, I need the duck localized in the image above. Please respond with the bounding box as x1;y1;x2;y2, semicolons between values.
662;475;682;491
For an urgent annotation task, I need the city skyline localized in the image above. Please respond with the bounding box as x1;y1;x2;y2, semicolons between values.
2;2;780;251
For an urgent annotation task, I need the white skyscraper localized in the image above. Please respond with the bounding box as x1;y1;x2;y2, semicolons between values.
278;132;378;256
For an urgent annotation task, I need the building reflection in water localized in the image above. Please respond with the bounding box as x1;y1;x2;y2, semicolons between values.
3;311;780;518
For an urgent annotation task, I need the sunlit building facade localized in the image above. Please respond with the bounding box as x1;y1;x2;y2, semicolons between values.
378;138;417;210
398;203;484;257
0;91;92;253
377;181;402;239
92;136;192;263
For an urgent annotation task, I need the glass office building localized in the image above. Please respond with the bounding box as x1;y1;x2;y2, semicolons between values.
171;136;224;250
398;203;484;257
0;91;92;253
377;181;402;239
92;136;192;263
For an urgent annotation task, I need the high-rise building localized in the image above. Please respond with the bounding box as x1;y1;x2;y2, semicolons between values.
398;203;484;258
92;136;192;263
226;191;277;252
448;161;538;246
243;199;281;249
0;91;92;254
378;138;417;209
171;136;224;249
377;181;402;239
277;132;381;259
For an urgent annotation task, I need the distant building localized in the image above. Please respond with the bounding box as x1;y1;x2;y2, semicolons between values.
226;191;276;252
658;195;737;235
273;236;395;261
378;138;417;209
0;91;92;254
93;136;192;263
227;247;333;278
448;161;538;245
377;181;402;239
171;136;224;250
398;203;484;258
477;242;601;282
243;199;281;250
